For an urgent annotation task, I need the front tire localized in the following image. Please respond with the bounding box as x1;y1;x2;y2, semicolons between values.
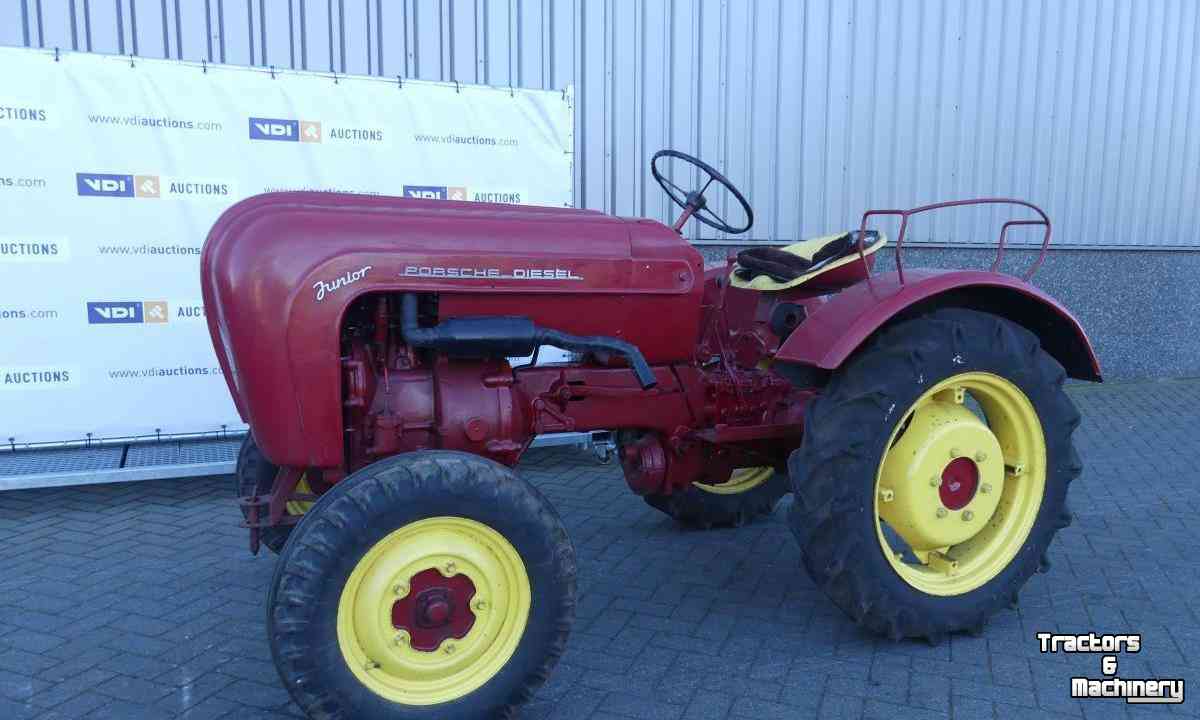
788;309;1081;639
267;451;576;719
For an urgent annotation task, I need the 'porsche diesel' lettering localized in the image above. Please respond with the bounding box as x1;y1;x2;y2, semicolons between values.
402;266;584;280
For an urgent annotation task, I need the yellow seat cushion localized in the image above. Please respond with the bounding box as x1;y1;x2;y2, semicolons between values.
729;231;888;291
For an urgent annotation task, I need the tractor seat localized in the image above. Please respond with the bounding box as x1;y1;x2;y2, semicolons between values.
729;230;887;292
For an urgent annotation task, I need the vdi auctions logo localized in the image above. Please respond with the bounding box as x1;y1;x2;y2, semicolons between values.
76;173;160;198
249;117;322;143
86;301;169;325
76;172;231;199
404;186;468;201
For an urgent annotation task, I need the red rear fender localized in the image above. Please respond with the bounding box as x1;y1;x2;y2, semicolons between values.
775;269;1101;382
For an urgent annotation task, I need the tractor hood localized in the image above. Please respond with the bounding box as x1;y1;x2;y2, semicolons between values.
201;192;703;467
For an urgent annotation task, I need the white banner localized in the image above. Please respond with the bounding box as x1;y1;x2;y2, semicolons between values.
0;47;574;445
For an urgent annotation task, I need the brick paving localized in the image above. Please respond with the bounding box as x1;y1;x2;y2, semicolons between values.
0;380;1197;719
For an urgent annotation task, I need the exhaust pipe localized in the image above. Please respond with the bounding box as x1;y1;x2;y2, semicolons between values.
400;293;657;389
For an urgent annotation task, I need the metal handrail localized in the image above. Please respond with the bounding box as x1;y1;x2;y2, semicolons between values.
855;198;1052;284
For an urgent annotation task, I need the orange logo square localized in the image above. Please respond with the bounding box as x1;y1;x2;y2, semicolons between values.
142;301;169;323
134;175;160;198
300;121;322;143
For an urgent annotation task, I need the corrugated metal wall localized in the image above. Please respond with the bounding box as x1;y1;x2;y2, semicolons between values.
5;0;1199;247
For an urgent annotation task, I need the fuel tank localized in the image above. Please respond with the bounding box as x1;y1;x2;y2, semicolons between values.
201;192;705;468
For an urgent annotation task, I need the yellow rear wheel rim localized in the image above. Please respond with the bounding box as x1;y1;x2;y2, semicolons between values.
874;372;1046;596
337;516;531;705
692;466;773;495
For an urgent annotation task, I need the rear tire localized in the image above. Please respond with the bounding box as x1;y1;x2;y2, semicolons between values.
267;451;576;720
787;309;1081;640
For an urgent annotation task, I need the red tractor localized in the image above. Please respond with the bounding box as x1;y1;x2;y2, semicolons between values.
202;150;1099;720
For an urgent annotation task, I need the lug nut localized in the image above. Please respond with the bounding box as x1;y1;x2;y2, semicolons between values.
879;488;895;503
393;583;409;597
394;633;408;647
963;510;975;521
980;483;992;494
975;451;987;463
444;561;457;575
473;598;488;612
936;507;948;519
929;476;942;488
950;447;962;458
364;660;380;670
443;643;456;655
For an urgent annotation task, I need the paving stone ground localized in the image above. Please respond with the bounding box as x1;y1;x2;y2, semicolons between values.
0;379;1197;719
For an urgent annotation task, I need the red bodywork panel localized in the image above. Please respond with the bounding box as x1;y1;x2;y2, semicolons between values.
202;192;705;469
776;269;1102;381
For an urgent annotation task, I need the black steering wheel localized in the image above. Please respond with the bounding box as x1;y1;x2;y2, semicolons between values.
651;149;754;235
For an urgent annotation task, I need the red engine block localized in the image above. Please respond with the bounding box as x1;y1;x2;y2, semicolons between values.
338;286;812;498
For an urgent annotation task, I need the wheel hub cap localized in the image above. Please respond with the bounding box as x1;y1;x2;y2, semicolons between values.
877;398;1004;551
391;568;476;651
939;457;979;510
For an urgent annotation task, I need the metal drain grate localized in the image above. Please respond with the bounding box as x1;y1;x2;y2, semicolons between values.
0;438;242;491
0;446;124;477
125;438;242;467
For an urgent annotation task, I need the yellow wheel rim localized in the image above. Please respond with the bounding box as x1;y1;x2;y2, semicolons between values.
873;372;1046;596
692;466;773;495
337;516;531;705
285;474;313;515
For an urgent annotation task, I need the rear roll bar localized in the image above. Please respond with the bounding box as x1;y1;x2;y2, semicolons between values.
854;198;1052;284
